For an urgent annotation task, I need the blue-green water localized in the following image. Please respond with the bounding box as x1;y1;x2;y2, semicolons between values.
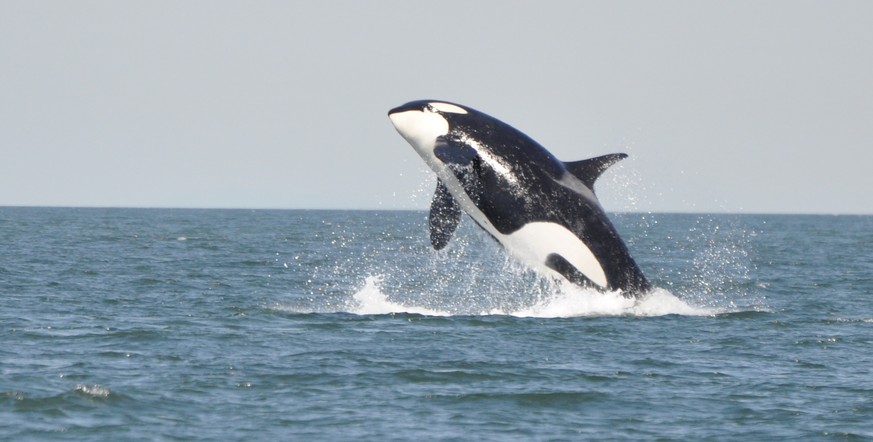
2;208;872;440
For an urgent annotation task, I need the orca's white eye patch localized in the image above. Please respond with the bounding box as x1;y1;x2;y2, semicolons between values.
429;102;468;114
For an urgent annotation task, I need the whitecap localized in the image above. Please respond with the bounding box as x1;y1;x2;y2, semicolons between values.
74;384;110;398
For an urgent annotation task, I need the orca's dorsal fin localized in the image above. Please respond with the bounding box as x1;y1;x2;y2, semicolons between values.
564;153;628;190
429;179;462;250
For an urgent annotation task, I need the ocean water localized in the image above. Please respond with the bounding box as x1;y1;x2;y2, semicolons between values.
2;207;872;440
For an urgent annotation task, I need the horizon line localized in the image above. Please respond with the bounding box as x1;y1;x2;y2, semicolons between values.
1;204;870;217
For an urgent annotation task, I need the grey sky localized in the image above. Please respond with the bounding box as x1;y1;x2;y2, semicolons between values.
2;1;871;214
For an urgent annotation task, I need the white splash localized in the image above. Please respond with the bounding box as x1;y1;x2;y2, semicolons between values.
350;276;451;316
345;275;714;318
500;284;715;318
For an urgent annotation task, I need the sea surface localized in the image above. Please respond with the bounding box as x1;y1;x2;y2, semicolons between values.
1;207;872;440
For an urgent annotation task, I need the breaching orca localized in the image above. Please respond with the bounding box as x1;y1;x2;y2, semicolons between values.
388;100;650;297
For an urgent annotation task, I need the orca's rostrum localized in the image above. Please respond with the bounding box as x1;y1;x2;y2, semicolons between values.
388;100;650;297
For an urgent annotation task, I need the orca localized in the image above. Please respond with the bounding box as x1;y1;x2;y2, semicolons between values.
388;100;651;297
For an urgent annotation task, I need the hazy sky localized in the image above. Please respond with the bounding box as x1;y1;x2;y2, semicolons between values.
2;1;871;214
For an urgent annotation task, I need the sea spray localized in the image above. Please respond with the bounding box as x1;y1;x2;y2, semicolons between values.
285;210;763;317
651;214;763;310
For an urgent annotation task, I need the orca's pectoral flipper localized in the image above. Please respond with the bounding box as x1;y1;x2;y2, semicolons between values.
564;153;628;190
429;179;462;250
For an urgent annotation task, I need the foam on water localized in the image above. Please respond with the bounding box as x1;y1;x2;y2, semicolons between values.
503;285;715;318
344;275;716;318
